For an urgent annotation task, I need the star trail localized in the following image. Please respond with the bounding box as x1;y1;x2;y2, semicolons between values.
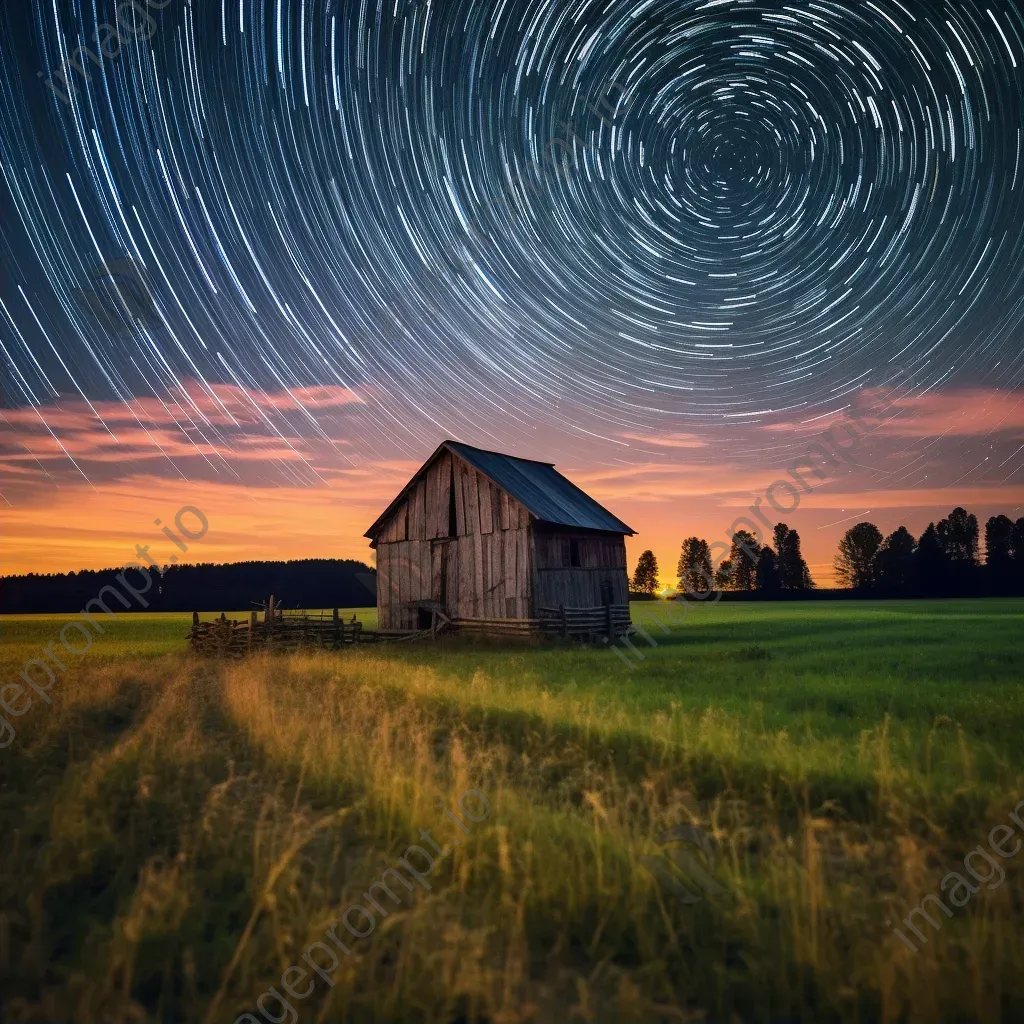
1;0;1022;572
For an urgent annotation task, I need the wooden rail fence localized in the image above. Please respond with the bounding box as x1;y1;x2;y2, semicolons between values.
537;604;632;639
188;596;379;658
188;596;632;657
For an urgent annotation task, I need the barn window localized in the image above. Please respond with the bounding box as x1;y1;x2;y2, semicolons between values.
570;539;582;567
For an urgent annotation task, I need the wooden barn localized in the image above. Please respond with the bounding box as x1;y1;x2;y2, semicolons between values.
365;441;635;637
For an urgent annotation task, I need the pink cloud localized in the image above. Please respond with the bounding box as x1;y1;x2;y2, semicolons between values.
761;387;1024;440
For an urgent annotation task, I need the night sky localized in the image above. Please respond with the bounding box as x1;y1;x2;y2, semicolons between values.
1;0;1023;582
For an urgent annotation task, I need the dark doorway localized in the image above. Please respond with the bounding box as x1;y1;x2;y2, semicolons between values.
570;539;582;567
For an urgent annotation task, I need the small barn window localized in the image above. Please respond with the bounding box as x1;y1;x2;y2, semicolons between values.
570;539;582;567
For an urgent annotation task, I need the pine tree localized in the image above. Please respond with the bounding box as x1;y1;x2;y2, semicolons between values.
874;526;917;594
728;531;761;591
631;550;659;594
677;537;714;597
715;559;734;590
756;546;780;594
774;524;813;589
914;523;948;596
834;522;883;590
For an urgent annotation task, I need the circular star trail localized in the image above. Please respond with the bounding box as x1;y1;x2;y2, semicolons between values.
1;0;1023;459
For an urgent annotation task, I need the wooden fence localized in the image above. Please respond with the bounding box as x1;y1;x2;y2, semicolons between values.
537;604;632;639
188;597;632;657
188;602;372;658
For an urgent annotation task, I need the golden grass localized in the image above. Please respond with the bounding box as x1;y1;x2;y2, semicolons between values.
1;607;1023;1022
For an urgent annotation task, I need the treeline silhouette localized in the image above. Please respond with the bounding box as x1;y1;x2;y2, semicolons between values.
0;558;377;614
834;508;1024;597
631;510;1024;600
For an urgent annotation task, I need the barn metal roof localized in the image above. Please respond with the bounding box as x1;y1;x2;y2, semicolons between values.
364;440;635;538
447;442;635;534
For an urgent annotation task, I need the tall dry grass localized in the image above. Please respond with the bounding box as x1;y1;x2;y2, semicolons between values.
1;645;1022;1022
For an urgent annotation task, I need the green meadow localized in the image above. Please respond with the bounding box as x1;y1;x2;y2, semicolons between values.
1;599;1022;1022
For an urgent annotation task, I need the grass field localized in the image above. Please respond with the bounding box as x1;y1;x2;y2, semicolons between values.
1;599;1022;1023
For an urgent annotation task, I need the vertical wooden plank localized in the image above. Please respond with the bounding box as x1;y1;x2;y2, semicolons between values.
517;528;530;617
480;534;490;617
431;543;442;601
437;453;452;538
466;469;481;536
411;541;420;603
421;538;432;601
454;460;466;535
390;544;399;629
447;541;459;616
503;526;516;610
423;465;433;540
408;540;417;627
500;491;510;531
492;532;503;616
401;541;412;628
387;542;396;628
425;462;438;539
459;536;474;617
436;462;447;539
481;542;491;618
398;503;408;542
393;541;402;629
407;539;417;605
377;546;389;629
407;493;418;543
491;533;501;617
413;480;425;540
473;531;484;618
479;478;493;535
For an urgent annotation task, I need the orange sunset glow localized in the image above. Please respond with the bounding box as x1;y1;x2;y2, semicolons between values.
4;384;1022;588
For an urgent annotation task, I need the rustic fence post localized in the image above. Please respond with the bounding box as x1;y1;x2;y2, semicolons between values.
559;604;567;638
605;603;613;639
249;610;257;652
333;607;340;648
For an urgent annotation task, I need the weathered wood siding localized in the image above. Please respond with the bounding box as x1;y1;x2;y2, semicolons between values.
533;529;629;609
374;452;535;627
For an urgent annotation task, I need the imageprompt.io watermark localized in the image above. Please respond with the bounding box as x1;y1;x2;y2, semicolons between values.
39;0;176;106
0;503;209;750
229;788;492;1024
639;823;727;905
